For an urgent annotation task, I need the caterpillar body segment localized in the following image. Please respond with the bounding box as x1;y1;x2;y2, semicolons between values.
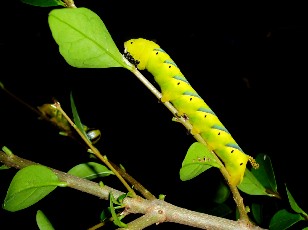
124;38;257;186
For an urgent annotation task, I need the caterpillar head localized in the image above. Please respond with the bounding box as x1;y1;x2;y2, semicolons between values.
124;38;160;70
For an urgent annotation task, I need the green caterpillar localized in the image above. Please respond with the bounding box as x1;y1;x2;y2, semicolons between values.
124;38;258;186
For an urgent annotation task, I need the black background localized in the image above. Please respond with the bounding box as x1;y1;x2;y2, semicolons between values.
1;1;307;229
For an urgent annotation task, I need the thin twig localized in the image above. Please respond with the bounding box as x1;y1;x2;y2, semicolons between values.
54;101;137;197
1;82;155;199
109;162;156;200
0;151;266;230
63;0;76;8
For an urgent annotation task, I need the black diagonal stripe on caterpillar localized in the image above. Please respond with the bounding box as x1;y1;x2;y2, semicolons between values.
124;38;258;186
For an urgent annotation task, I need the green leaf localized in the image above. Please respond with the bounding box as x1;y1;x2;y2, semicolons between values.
237;169;268;195
48;8;130;69
3;165;64;212
109;193;127;228
68;162;114;180
269;209;304;230
70;92;90;142
213;181;230;204
21;0;65;7
251;154;277;193
36;210;55;230
180;142;221;181
100;209;110;222
117;194;127;204
251;203;263;225
0;165;10;170
286;185;308;216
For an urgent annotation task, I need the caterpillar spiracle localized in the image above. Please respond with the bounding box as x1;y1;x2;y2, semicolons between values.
124;38;258;186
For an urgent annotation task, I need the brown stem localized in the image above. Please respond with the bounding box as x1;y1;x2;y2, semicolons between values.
2;82;155;199
54;102;137;197
109;162;156;200
0;151;266;230
63;0;76;8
